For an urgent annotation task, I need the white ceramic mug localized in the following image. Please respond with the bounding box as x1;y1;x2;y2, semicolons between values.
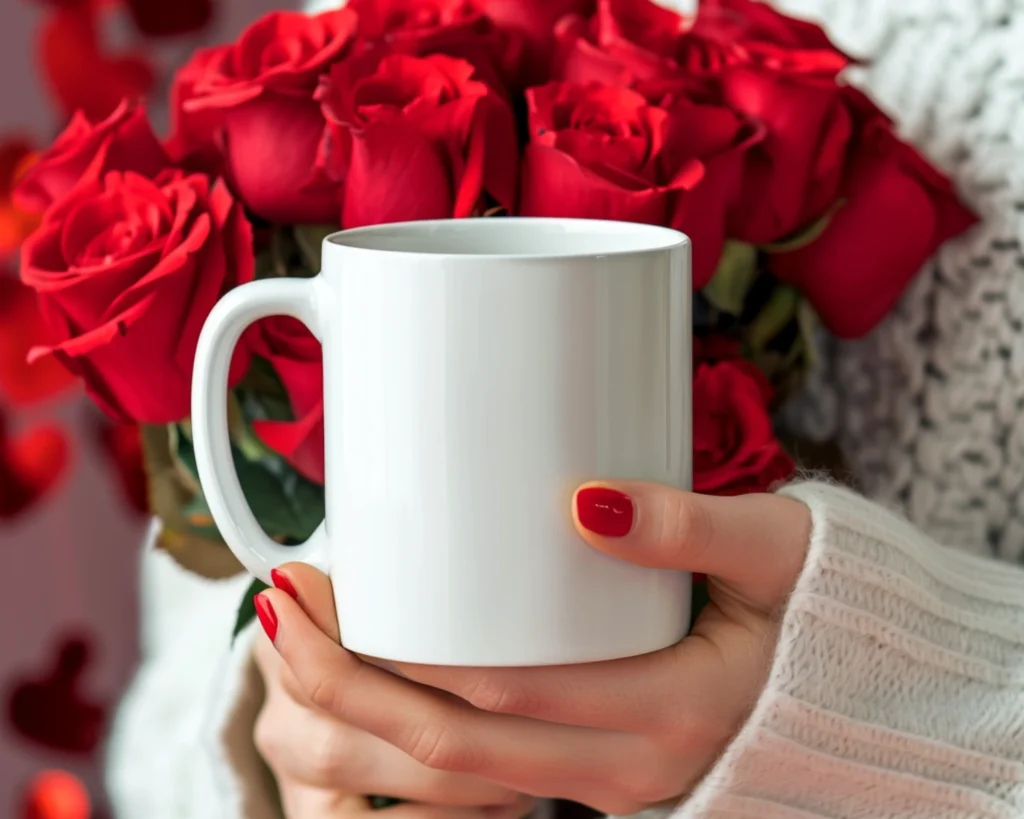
191;217;692;666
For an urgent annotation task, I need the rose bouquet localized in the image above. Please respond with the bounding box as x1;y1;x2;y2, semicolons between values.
15;0;975;633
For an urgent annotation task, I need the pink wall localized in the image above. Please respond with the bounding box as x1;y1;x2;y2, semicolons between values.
0;2;290;815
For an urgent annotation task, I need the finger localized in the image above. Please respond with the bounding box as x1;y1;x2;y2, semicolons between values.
256;667;521;806
277;784;356;819
254;618;332;712
271;562;340;642
391;641;735;735
258;589;642;800
573;482;810;605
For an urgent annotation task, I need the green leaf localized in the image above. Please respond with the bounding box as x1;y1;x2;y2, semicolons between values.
796;299;820;368
701;241;758;316
747;284;800;350
175;429;307;541
233;577;270;642
237;454;306;538
293;225;339;274
174;424;199;477
283;471;327;539
759;200;844;254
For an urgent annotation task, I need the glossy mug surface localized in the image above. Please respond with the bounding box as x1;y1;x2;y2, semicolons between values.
191;218;693;666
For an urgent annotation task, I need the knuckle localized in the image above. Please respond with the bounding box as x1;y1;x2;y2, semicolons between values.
405;719;477;773
464;675;523;715
253;709;282;765
658;493;713;567
657;704;736;758
606;754;685;809
307;675;345;716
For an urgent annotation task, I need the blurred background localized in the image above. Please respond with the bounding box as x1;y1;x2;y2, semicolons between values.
0;2;289;816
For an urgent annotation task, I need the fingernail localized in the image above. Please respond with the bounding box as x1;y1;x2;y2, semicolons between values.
576;486;634;537
254;593;278;642
270;568;298;600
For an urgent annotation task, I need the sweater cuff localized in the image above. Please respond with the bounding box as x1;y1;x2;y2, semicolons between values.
106;544;281;819
677;481;1024;819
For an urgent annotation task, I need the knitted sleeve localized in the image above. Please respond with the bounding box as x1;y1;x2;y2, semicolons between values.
104;528;280;819
673;481;1024;819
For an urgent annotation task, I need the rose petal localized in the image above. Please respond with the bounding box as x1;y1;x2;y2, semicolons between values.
342;121;454;228
15;101;169;215
770;128;976;338
219;95;338;224
520;143;671;224
252;401;325;486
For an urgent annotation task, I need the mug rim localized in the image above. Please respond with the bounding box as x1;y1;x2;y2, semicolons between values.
325;217;689;261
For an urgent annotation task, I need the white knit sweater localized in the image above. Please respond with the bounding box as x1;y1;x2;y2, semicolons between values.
105;2;1024;818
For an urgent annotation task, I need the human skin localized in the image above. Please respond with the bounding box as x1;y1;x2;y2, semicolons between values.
253;481;811;816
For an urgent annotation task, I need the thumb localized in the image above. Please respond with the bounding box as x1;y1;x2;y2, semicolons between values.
572;482;810;605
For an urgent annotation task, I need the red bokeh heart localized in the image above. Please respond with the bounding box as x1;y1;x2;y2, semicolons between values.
7;635;106;755
36;0;155;120
0;275;77;408
0;406;72;520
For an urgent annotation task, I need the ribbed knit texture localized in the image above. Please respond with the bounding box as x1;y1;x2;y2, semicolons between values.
674;482;1024;819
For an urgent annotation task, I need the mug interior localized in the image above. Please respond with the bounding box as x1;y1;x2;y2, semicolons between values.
327;218;687;258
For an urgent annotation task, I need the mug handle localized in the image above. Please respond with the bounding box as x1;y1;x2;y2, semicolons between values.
191;277;330;585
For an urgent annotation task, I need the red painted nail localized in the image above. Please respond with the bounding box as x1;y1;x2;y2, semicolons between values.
270;568;298;601
576;487;634;537
254;593;278;642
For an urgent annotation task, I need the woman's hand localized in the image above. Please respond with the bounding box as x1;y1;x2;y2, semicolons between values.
256;481;811;815
252;573;537;819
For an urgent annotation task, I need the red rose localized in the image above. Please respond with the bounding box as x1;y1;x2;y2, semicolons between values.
250;318;325;485
15;100;169;214
350;0;516;87
20;170;254;423
692;359;794;496
520;81;758;287
476;0;595;84
770;117;977;338
169;9;357;224
721;74;870;245
351;0;488;51
693;0;850;74
317;52;518;227
555;0;693;86
0;406;71;521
